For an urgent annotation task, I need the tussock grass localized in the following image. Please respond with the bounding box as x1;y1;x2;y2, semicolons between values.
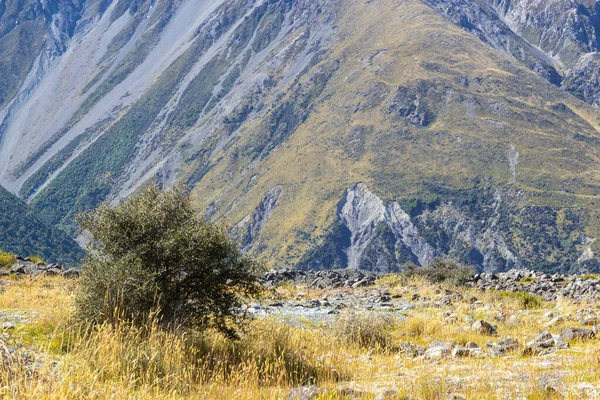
1;317;350;399
0;251;15;268
0;277;349;399
330;311;395;352
497;291;544;310
1;275;600;399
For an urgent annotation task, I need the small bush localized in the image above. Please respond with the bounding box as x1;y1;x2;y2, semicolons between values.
28;256;45;265
518;276;536;284
580;274;600;280
499;291;543;309
404;259;475;286
75;185;261;338
404;315;426;337
331;311;394;352
0;251;15;269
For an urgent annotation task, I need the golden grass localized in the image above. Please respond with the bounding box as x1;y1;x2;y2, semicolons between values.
0;251;15;268
0;275;599;399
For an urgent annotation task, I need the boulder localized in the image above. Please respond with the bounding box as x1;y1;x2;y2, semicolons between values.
544;316;563;328
45;268;62;276
289;386;323;400
471;320;497;335
560;327;595;342
452;346;484;358
62;269;81;278
424;346;448;360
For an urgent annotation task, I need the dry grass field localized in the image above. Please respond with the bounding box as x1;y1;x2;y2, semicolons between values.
0;274;599;399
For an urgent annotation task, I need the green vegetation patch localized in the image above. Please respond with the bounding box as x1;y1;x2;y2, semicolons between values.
498;291;543;309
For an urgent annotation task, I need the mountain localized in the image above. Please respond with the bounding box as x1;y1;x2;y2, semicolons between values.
0;184;83;265
424;0;600;106
1;0;600;273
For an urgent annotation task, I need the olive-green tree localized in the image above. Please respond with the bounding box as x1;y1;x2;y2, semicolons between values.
75;185;260;337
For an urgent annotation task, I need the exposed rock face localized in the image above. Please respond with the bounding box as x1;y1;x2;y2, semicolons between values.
388;86;436;127
490;0;599;66
0;0;339;228
563;53;600;107
423;0;562;84
0;0;87;110
303;183;435;272
425;0;600;107
300;183;593;273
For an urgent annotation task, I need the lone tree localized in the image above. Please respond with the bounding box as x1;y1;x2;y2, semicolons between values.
75;185;260;337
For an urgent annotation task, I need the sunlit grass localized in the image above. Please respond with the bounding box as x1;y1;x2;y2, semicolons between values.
0;275;599;398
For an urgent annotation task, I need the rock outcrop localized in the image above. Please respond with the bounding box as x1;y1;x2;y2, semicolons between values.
299;184;594;273
2;257;79;278
472;269;600;301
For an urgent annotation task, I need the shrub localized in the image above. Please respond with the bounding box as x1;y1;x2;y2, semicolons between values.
580;274;600;280
75;185;261;338
404;259;475;286
498;291;543;310
28;256;45;265
331;311;394;351
0;251;15;268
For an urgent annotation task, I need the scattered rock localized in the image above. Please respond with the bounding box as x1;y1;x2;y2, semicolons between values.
288;385;323;400
469;269;600;301
560;327;595;342
2;322;15;330
471;320;497;335
523;331;570;355
263;269;377;290
3;260;78;278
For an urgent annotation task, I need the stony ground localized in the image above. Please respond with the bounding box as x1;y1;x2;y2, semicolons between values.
260;269;600;399
1;270;600;398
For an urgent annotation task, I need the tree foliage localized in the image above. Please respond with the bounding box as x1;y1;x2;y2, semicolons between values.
75;185;261;338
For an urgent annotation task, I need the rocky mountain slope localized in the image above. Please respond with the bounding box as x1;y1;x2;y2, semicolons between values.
2;0;600;272
424;0;600;107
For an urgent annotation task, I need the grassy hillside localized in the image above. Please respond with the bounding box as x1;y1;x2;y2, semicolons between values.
0;185;83;265
12;0;600;271
189;0;600;271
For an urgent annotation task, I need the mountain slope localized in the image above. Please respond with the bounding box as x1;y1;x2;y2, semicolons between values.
200;0;600;273
424;0;600;107
0;185;83;265
1;0;600;272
